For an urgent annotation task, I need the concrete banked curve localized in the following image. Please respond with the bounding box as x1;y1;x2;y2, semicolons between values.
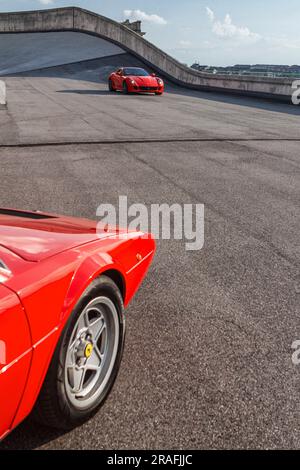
0;6;294;101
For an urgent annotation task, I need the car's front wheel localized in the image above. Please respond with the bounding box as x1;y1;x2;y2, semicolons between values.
123;81;129;94
108;79;116;92
33;275;125;429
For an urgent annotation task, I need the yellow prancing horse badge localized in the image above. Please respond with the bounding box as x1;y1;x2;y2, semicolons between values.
84;343;93;358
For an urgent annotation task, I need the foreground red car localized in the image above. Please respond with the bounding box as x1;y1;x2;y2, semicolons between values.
108;67;164;95
0;208;155;440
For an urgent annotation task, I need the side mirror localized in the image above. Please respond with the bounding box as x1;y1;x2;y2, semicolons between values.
151;73;156;77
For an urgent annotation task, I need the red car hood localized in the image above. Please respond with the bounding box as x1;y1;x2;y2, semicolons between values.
128;75;159;86
0;209;119;262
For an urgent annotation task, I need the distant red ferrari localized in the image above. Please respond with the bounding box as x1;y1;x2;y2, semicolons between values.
108;67;164;95
0;208;155;440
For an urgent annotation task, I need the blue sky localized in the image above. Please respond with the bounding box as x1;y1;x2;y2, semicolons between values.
0;0;299;66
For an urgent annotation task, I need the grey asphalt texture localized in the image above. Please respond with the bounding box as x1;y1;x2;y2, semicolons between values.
0;54;299;450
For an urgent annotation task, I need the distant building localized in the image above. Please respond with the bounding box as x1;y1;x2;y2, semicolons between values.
191;63;208;71
191;62;300;78
121;20;146;36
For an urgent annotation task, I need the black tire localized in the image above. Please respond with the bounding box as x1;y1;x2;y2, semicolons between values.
123;80;129;94
155;92;163;96
33;275;125;430
108;79;116;92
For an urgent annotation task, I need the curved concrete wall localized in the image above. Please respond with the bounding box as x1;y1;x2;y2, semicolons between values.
0;32;125;75
0;7;294;101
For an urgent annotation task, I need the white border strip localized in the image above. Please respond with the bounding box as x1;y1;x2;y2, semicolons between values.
0;80;6;106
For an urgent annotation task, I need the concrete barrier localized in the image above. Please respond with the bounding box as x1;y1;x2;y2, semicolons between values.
0;7;294;102
0;80;6;107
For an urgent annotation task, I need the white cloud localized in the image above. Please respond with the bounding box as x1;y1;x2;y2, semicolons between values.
123;9;167;25
206;7;260;41
38;0;54;4
206;7;215;22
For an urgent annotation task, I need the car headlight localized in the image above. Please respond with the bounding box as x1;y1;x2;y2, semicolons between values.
157;78;163;85
130;80;136;85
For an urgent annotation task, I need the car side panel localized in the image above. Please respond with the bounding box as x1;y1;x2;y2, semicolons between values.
7;234;155;432
0;285;32;438
11;326;60;430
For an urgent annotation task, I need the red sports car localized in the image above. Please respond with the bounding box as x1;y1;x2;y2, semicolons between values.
108;67;164;95
0;208;155;440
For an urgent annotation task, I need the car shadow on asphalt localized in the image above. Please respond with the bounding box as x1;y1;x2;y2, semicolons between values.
56;89;113;95
0;416;67;450
56;90;159;97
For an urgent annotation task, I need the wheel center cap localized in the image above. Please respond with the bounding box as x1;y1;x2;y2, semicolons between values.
84;343;93;359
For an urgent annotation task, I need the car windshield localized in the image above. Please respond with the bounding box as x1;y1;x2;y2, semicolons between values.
123;68;150;76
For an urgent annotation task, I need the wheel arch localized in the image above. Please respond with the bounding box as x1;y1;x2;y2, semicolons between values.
101;268;126;301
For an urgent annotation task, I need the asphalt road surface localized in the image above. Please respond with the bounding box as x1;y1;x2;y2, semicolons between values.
0;55;299;449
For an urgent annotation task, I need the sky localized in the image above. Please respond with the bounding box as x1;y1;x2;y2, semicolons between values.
0;0;299;66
